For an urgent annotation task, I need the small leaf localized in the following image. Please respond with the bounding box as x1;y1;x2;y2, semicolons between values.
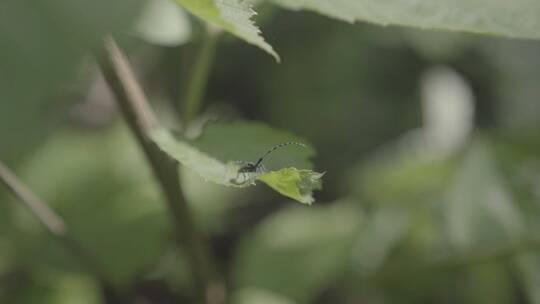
258;168;323;205
150;121;323;203
173;0;278;60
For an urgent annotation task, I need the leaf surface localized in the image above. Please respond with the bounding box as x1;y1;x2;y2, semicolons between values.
174;0;278;60
271;0;540;39
151;121;323;203
259;168;323;205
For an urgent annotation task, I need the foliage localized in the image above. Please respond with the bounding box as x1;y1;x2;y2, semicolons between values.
172;0;278;60
167;0;540;59
151;122;322;204
270;0;540;39
2;0;540;303
258;168;323;205
0;0;144;163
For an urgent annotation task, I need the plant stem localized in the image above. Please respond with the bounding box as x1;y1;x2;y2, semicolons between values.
97;36;222;303
0;161;113;287
182;26;219;128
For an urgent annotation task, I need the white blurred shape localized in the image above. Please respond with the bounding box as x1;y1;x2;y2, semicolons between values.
420;66;474;156
135;0;191;47
231;288;297;304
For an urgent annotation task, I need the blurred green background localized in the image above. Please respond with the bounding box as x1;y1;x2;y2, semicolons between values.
2;0;540;303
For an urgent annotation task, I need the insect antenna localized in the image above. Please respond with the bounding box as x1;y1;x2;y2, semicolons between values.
254;141;306;168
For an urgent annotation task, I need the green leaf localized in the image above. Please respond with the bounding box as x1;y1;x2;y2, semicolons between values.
258;168;323;205
445;139;525;251
0;0;145;164
190;121;314;170
150;121;323;203
152;127;234;185
352;145;454;206
270;0;540;40
232;201;362;302
515;254;540;304
173;0;279;60
6;273;102;304
11;126;169;284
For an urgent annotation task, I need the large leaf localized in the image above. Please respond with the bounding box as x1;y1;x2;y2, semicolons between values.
173;0;278;60
9;126;169;284
151;121;323;203
0;0;144;164
189;121;314;170
270;0;540;40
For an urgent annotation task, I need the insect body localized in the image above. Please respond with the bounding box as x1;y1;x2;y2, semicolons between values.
232;141;306;185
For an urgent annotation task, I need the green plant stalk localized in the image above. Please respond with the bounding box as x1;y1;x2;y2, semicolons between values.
98;36;223;304
182;27;219;128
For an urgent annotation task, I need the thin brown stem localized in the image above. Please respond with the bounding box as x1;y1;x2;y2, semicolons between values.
0;161;113;286
97;36;222;303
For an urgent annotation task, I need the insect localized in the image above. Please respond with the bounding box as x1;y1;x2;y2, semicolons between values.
232;141;306;185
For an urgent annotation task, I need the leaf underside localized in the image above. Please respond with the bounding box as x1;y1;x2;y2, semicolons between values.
271;0;540;40
173;0;279;60
151;124;323;204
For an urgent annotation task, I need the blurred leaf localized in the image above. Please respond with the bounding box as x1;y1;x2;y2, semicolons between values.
151;121;322;202
181;167;243;231
351;207;409;273
270;0;540;39
48;274;103;304
232;201;362;303
0;0;144;163
513;254;540;304
258;168;323;205
489;135;540;304
445;139;525;251
5;272;102;304
354;146;454;205
135;0;192;46
9;126;169;284
459;262;515;304
172;0;278;60
348;136;540;303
